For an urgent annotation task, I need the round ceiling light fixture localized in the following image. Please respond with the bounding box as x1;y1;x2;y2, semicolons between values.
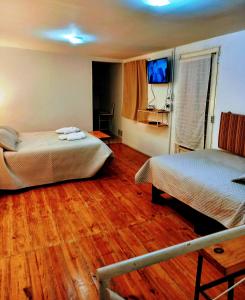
143;0;170;6
64;34;84;45
38;24;96;46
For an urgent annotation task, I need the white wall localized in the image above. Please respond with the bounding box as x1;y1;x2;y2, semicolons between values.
122;29;245;156
0;47;92;132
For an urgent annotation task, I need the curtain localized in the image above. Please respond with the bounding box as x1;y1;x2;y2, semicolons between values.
122;60;148;120
175;54;211;150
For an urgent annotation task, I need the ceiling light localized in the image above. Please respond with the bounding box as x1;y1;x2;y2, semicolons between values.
64;34;84;45
39;24;96;46
144;0;170;6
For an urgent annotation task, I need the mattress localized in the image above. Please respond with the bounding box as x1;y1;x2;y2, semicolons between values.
0;131;112;190
135;149;245;228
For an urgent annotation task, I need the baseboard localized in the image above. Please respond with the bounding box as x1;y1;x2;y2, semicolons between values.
121;142;151;158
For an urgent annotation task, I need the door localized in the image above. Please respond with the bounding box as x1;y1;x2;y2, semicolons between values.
174;49;219;152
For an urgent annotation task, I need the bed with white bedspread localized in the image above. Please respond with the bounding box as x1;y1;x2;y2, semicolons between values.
135;149;245;228
136;112;245;228
0;131;112;190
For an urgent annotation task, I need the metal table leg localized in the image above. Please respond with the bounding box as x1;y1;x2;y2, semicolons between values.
194;255;203;300
228;278;235;300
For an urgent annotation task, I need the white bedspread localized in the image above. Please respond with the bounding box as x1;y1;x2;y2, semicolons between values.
0;131;112;190
135;149;245;228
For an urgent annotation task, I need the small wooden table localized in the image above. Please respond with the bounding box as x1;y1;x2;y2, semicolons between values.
89;131;111;143
194;236;245;300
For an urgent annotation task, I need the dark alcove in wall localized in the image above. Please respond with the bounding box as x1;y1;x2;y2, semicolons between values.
92;61;122;134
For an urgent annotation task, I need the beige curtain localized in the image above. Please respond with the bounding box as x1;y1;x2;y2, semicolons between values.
122;60;148;120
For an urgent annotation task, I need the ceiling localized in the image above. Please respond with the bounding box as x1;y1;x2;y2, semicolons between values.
0;0;245;59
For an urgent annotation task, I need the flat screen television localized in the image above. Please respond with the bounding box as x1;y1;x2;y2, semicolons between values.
147;58;169;84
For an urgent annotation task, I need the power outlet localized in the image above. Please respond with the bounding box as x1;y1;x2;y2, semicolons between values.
118;129;123;137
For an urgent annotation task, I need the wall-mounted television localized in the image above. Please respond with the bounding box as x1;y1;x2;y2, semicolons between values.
147;57;169;84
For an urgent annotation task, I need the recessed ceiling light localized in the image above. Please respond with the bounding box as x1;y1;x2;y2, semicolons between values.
39;24;96;46
64;34;84;45
144;0;170;6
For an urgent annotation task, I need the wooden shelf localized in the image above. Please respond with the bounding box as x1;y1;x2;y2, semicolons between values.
139;121;168;127
137;109;169;127
138;109;170;114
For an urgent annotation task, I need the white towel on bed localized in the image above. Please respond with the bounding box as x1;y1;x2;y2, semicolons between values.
59;132;86;141
56;127;80;134
58;134;68;140
67;132;86;141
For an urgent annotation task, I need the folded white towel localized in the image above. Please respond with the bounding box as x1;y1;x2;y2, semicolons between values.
67;131;86;141
59;132;86;141
56;127;80;134
58;134;68;140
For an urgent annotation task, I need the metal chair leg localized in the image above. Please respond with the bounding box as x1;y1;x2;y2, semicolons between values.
194;255;203;300
227;278;235;300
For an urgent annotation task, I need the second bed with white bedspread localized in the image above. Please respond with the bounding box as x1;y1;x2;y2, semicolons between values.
135;149;245;228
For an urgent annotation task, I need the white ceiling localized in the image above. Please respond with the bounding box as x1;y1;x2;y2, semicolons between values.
0;0;245;59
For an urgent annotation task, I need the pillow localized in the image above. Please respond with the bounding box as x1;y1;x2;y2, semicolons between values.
0;126;19;139
0;128;18;151
232;173;245;184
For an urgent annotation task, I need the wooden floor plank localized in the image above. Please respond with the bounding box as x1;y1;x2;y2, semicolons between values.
47;245;79;300
0;257;10;300
45;187;78;243
26;250;45;300
61;242;98;300
9;254;31;300
0;143;244;299
0;197;12;257
25;190;60;251
11;195;31;255
28;248;59;300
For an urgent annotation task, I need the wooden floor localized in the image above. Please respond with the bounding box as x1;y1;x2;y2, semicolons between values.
0;143;244;299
